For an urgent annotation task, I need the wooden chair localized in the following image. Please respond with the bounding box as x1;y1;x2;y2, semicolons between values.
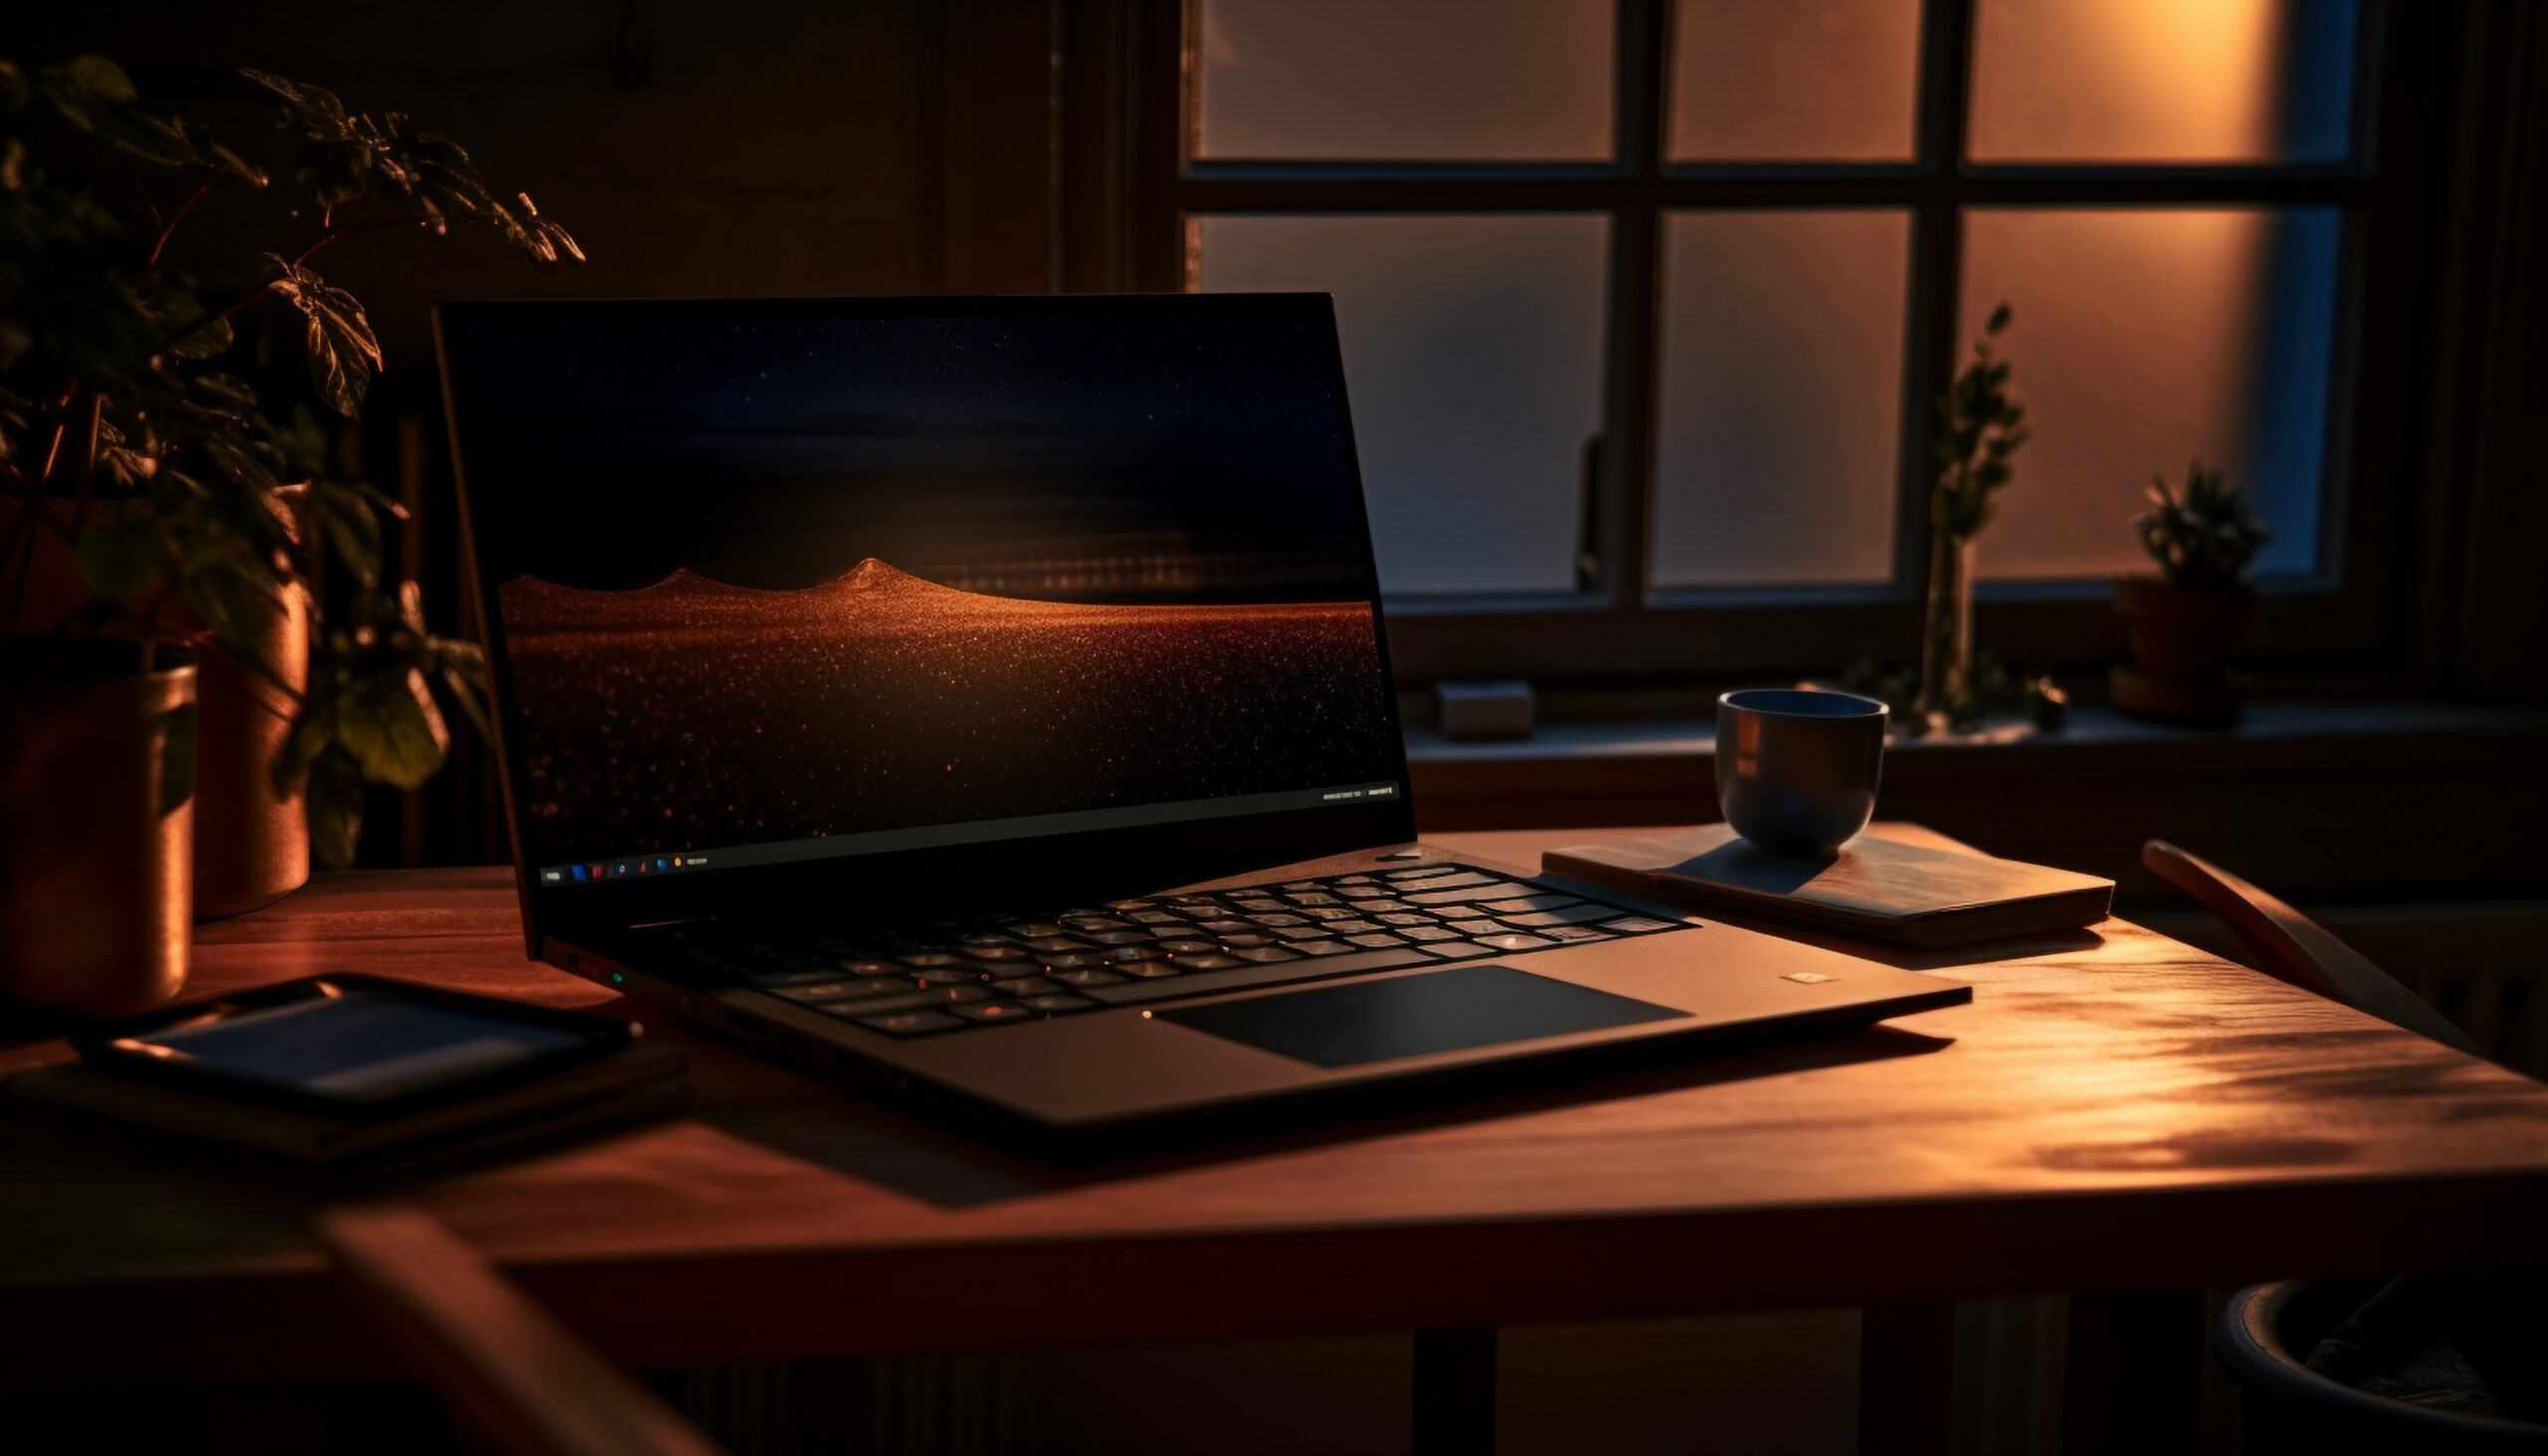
316;1200;731;1456
2140;839;2485;1058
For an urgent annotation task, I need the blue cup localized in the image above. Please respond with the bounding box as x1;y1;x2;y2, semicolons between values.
1715;689;1888;857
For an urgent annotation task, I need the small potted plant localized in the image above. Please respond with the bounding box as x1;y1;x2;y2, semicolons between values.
2111;459;2267;726
1913;302;2027;731
1;56;581;1012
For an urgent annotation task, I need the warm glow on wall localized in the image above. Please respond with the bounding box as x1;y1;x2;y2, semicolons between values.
1970;0;2350;163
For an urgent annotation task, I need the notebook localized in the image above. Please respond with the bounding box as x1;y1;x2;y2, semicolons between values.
436;294;1971;1141
1545;824;2114;948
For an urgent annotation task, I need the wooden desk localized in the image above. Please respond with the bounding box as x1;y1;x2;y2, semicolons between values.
5;826;2546;1447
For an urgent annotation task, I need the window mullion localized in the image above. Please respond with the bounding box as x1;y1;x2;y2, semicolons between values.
1602;0;1672;619
1897;0;1980;604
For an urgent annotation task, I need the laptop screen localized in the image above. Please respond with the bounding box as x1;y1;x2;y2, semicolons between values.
440;297;1404;890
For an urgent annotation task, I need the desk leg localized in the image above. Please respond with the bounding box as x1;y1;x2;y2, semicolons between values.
2060;1290;2204;1456
1857;1300;1955;1456
1412;1326;1497;1456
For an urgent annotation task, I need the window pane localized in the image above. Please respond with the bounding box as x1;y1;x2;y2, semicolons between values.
1961;208;2341;581
1195;0;1613;161
1195;214;1608;595
1669;0;1919;162
1650;211;1911;590
1969;0;2358;163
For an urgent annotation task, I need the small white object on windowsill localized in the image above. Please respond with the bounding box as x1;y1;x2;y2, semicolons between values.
1435;681;1536;741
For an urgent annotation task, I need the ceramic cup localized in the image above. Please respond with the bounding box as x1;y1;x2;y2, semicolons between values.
1715;689;1888;857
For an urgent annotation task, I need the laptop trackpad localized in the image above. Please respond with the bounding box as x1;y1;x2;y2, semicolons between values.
1160;964;1687;1069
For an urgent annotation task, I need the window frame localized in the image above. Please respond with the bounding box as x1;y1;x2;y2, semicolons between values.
1110;0;2439;686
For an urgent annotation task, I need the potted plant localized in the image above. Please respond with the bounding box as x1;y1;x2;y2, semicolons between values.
2111;459;2267;726
0;56;581;1012
1914;302;2027;731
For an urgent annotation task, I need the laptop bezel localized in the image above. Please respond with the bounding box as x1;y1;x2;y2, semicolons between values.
434;293;1418;955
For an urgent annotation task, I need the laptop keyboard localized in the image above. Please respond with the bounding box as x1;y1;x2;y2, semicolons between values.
671;862;1685;1038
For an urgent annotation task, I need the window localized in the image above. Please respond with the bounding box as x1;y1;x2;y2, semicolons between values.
1125;0;2432;685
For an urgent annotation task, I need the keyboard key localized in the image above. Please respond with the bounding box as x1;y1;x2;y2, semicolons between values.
833;987;989;1017
1023;993;1098;1014
961;944;1033;962
1467;933;1558;952
991;976;1071;998
751;968;847;987
1345;933;1406;948
1170;952;1243;968
839;959;907;976
1602;917;1682;934
1249;913;1312;928
1401;871;1494;890
1434;904;1492;921
1540;925;1613;942
1156;938;1220;953
768;980;867;1004
1086;930;1154;946
1006;922;1066;938
1049;966;1129;987
856;1010;962;1037
1217;933;1274;947
1275;925;1343;940
1497;905;1624;929
1230;945;1301;963
1106;899;1151;912
1323;919;1380;935
1418;940;1498;960
1127;910;1182;925
1404;884;1525;906
1302;906;1361;921
1105;945;1161;962
1021;936;1093;953
1399;925;1465;942
1335;884;1391;899
1283;891;1343;907
1044;952;1106;969
899;951;965;967
1196;920;1255;935
1287;939;1357;956
1332;875;1378;885
1482;894;1584;915
1375;913;1434;928
911;966;986;985
1280;880;1326;892
1114;959;1182;978
949;1000;1038;1025
1382;865;1465;881
1064;916;1132;932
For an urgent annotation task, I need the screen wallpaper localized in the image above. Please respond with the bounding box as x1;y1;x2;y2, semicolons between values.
445;301;1401;872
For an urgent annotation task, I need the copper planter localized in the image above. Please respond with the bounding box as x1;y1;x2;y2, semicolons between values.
0;641;196;1016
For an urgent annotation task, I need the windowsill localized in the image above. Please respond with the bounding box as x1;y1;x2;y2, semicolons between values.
1408;700;2543;763
1406;701;2548;904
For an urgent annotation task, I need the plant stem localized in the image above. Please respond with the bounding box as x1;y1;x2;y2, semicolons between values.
146;180;214;271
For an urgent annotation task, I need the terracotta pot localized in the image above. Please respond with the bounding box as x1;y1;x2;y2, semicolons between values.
2;500;310;918
2110;577;2255;726
2111;577;2254;676
192;586;311;917
0;640;195;1016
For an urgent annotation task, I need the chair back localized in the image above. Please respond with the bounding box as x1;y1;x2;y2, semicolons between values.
317;1200;731;1456
2142;839;2486;1059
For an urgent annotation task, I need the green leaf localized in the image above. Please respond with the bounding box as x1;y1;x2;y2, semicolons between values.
333;668;449;790
310;478;384;586
61;56;138;105
1985;302;2013;335
76;519;166;601
301;746;366;870
263;257;381;415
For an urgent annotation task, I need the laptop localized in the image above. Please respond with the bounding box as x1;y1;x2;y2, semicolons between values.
435;294;1969;1142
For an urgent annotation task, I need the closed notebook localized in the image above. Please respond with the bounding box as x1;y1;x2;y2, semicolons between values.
1544;824;2113;947
8;1038;689;1168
